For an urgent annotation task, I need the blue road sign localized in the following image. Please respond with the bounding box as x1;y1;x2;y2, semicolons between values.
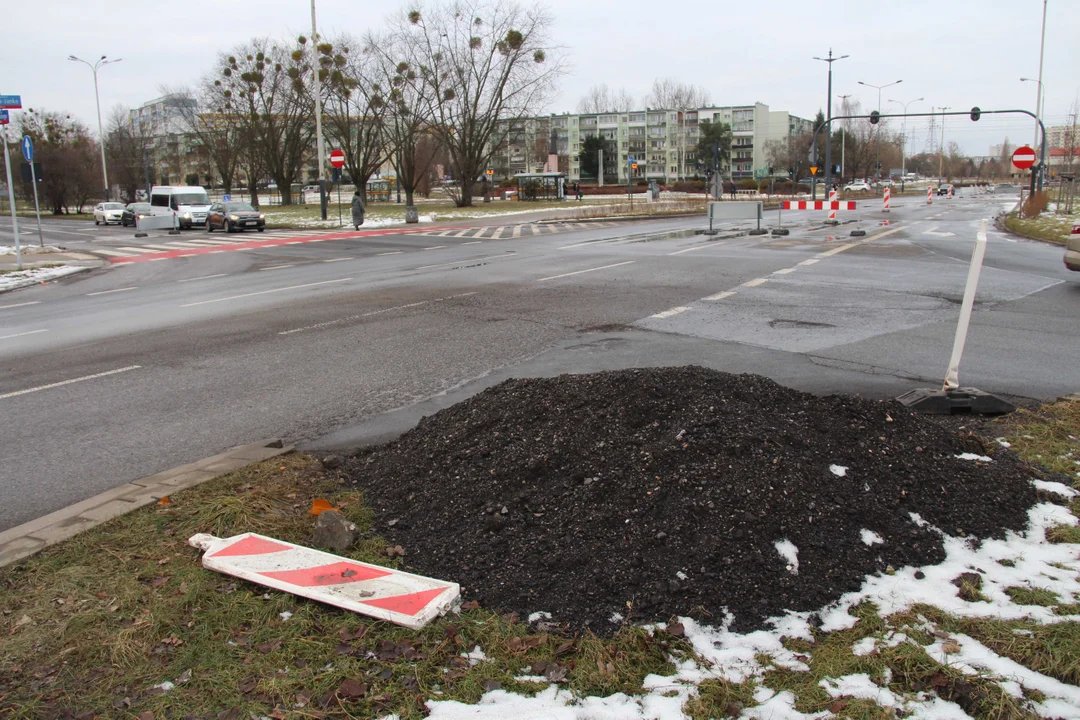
628;155;634;163
21;136;33;163
223;194;231;202
0;109;8;125
0;95;22;109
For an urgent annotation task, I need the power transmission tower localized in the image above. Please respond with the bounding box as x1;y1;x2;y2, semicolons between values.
924;108;938;155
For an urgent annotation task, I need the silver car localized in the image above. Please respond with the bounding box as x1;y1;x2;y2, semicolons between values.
1065;223;1080;272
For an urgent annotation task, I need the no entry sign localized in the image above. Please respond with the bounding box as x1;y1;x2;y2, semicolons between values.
1012;146;1037;170
329;149;346;169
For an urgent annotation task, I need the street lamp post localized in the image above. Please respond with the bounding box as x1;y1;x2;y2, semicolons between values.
813;49;848;200
69;54;121;201
836;94;852;184
937;106;952;180
1021;77;1046;189
888;97;923;192
857;79;902;178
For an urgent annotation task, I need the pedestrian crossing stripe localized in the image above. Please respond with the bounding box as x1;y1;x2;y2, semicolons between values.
412;222;620;239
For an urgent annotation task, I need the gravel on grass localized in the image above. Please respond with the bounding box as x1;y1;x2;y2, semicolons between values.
344;367;1040;634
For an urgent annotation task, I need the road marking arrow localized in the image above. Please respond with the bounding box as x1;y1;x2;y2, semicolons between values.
923;227;956;237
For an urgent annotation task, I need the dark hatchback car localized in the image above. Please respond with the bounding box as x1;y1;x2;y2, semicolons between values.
121;202;153;227
206;201;266;233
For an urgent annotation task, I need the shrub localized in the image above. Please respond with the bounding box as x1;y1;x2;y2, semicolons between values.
737;179;758;190
1021;190;1050;217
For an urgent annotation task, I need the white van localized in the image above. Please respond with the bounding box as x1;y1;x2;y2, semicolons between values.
150;186;211;229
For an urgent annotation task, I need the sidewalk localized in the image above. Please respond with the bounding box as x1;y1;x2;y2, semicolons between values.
0;248;105;292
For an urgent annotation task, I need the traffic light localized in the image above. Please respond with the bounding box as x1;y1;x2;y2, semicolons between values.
970;106;981;122
869;111;880;125
768;166;774;175
788;167;794;177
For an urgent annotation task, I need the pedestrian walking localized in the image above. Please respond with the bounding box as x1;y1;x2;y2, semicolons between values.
575;182;582;201
729;180;736;200
350;189;365;230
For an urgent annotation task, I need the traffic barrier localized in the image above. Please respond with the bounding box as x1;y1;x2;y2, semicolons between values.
883;187;891;212
947;186;954;199
927;187;933;205
189;532;460;629
780;201;856;210
828;190;838;221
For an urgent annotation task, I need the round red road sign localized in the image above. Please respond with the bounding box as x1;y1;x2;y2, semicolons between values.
1012;145;1036;170
329;149;346;169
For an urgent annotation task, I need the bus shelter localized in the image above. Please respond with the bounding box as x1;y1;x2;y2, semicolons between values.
514;172;566;201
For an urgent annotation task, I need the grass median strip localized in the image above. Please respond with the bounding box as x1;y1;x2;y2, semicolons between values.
2;390;1078;719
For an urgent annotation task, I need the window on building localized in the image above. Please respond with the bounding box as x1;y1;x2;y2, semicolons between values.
629;113;645;122
599;114;617;124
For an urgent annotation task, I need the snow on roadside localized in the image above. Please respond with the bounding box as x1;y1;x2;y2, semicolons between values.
1;244;66;255
0;265;87;292
423;501;1080;719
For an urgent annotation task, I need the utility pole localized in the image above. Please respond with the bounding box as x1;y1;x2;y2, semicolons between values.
311;0;328;219
813;49;848;198
938;106;951;180
1034;0;1048;190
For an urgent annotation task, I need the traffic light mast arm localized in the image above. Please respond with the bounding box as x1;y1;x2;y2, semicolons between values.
825;109;1046;174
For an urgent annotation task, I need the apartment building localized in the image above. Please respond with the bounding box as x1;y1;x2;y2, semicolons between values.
129;95;208;186
497;103;813;183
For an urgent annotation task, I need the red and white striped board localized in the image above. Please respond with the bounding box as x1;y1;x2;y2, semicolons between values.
927;187;933;205
780;201;856;210
189;532;459;629
883;187;891;212
828;190;838;220
947;186;954;199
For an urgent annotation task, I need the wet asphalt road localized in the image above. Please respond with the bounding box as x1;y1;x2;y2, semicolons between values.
1;191;1076;531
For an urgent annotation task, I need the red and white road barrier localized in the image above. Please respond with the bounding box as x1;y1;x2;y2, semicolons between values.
927;187;933;205
780;201;856;211
189;532;460;629
947;186;954;199
883;187;891;212
828;190;838;221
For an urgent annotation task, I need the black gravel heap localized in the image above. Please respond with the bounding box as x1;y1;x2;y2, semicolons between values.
344;367;1038;633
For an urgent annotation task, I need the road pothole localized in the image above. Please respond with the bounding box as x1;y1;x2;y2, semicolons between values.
768;319;836;329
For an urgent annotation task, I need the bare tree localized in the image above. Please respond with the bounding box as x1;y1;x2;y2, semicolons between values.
366;30;443;213
17;109;101;213
314;33;392;203
104;105;154;202
577;84;636;114
214;38;316;205
163;84;245;194
400;1;565;207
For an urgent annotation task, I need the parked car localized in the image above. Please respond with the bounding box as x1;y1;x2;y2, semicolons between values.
206;201;265;233
844;181;871;192
937;184;955;196
120;202;153;227
1065;223;1080;272
93;202;126;225
876;179;895;188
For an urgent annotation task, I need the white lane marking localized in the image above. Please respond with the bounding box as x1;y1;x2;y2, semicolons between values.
377;251;403;256
462;241;482;245
115;246;162;254
322;257;352;263
285;241;303;245
178;273;228;283
139;244;183;251
817;242;858;258
0;365;142;400
279;292;478;336
423;245;447;250
668;244;717;256
259;264;295;271
557;237;620;249
92;248;137;257
0;301;40;310
512;225;523;238
538;261;636;282
180;277;352;307
651;306;690;319
798;259;820;266
416;253;515;271
704;291;736;301
742;278;768;287
773;268;795;275
86;286;138;296
0;329;48;340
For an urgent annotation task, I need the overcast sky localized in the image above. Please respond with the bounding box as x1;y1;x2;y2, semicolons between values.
4;0;1075;156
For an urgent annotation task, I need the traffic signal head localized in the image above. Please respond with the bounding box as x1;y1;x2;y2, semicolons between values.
970;106;981;122
869;111;880;124
788;167;794;177
768;166;774;175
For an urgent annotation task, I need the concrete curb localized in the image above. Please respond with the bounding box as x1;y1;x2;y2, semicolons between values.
0;438;293;568
0;266;95;295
